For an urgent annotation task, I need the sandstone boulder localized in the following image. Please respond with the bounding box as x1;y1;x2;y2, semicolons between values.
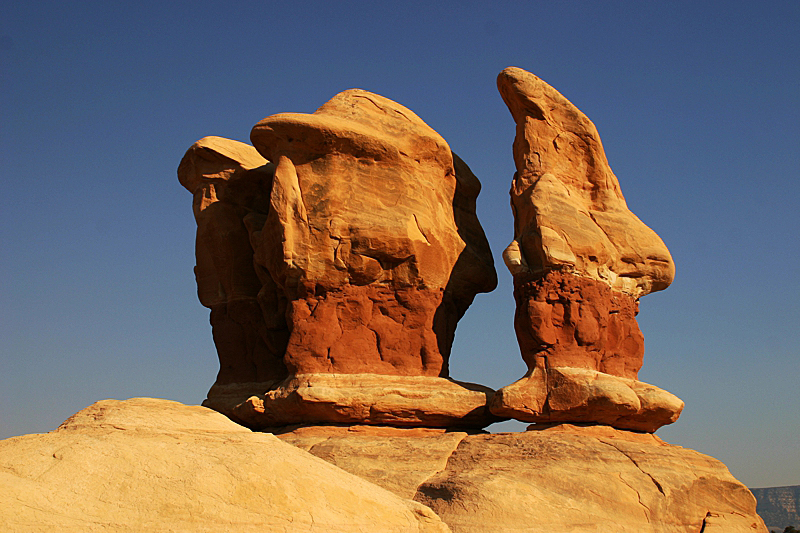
492;67;681;430
281;424;768;533
0;398;450;533
180;90;497;428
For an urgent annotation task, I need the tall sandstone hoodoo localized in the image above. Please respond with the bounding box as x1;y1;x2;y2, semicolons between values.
0;73;768;533
490;67;684;432
179;90;498;429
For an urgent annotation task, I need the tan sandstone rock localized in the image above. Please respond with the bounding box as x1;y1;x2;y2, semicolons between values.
491;67;681;430
0;398;450;533
281;424;768;533
180;89;497;428
211;373;497;430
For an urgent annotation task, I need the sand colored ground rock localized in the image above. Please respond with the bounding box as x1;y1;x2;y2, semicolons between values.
282;424;768;533
492;67;682;430
179;91;497;428
0;399;450;533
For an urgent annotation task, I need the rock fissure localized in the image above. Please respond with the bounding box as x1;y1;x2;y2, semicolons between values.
598;438;665;496
615;471;653;523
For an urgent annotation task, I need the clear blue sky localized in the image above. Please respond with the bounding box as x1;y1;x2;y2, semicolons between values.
1;1;797;488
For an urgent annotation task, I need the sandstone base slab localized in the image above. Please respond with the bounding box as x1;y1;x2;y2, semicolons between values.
281;424;767;533
0;398;449;533
204;373;501;430
490;366;684;432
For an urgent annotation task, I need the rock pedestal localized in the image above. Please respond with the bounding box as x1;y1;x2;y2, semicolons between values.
490;67;682;431
179;90;498;429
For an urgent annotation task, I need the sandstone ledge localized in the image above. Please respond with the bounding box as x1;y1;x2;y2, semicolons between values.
0;398;449;533
204;373;502;429
490;366;684;432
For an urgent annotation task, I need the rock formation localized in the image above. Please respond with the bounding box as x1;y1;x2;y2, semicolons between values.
751;485;800;532
490;67;683;432
0;399;767;532
179;90;498;429
282;423;768;533
0;399;449;532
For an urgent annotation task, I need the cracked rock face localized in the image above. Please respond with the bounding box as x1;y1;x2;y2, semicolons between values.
497;67;674;298
281;423;768;533
179;90;497;428
492;67;682;431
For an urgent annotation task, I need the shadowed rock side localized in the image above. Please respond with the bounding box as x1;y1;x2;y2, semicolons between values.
490;67;682;431
178;137;290;390
179;90;498;428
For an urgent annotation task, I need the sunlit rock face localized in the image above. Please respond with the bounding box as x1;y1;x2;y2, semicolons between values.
179;90;498;428
490;67;682;432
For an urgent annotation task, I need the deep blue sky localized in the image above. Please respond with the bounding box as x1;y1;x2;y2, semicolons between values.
2;1;798;487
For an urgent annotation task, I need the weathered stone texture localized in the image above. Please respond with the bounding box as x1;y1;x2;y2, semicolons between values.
493;67;682;431
178;137;289;387
0;399;450;533
498;67;674;298
180;90;497;428
248;89;496;377
283;423;768;533
512;269;644;377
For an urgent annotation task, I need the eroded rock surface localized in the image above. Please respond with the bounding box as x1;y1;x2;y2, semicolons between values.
0;399;450;533
215;373;498;429
178;137;289;388
248;90;496;376
492;67;682;430
179;90;497;428
282;423;768;533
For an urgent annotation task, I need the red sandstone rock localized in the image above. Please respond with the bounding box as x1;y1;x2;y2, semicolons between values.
177;137;289;387
512;270;644;378
492;67;682;431
249;89;496;378
180;91;497;428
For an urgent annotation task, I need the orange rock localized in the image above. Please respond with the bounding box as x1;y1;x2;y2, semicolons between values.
249;89;496;376
493;67;682;431
497;67;674;297
180;91;497;428
178;137;289;387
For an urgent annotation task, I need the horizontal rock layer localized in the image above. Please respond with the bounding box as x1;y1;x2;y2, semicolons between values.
204;373;501;429
513;269;645;378
1;398;766;532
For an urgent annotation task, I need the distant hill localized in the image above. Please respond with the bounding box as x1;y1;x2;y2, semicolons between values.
751;485;800;531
